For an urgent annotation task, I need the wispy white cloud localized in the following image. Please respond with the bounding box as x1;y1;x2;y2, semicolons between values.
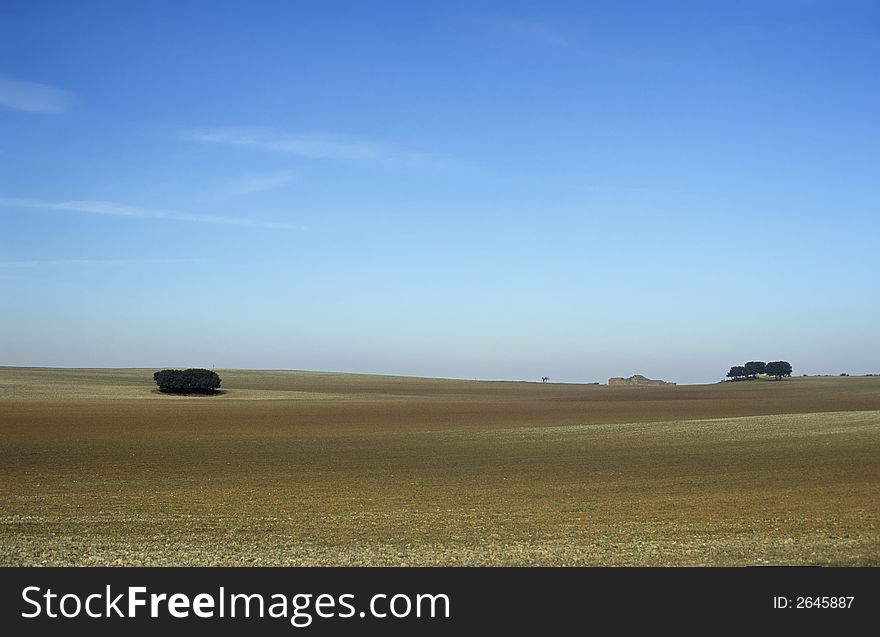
183;128;438;165
503;20;576;51
0;258;204;268
0;197;301;230
227;170;297;195
0;75;73;113
579;184;687;197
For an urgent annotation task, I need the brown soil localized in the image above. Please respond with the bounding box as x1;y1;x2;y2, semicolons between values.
1;369;878;565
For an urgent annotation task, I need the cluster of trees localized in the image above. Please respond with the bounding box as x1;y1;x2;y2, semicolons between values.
153;369;221;394
726;361;792;381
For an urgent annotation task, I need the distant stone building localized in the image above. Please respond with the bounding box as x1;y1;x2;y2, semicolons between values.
608;374;675;387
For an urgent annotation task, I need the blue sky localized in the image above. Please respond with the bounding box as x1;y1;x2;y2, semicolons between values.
1;1;878;384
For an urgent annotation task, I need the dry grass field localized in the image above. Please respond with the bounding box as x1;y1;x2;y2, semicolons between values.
1;367;879;566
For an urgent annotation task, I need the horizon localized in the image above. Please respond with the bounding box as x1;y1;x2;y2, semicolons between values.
0;363;868;387
2;1;879;385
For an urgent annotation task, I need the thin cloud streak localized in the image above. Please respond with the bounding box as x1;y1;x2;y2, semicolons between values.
579;184;688;197
0;75;73;113
227;170;297;195
0;258;205;268
184;128;438;165
503;20;576;51
0;197;302;230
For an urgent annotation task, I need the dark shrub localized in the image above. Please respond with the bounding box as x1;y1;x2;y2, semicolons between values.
765;361;793;380
153;369;221;394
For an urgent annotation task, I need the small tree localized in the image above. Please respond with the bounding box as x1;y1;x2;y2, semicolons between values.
153;369;221;394
744;361;766;378
727;366;747;381
765;361;792;380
